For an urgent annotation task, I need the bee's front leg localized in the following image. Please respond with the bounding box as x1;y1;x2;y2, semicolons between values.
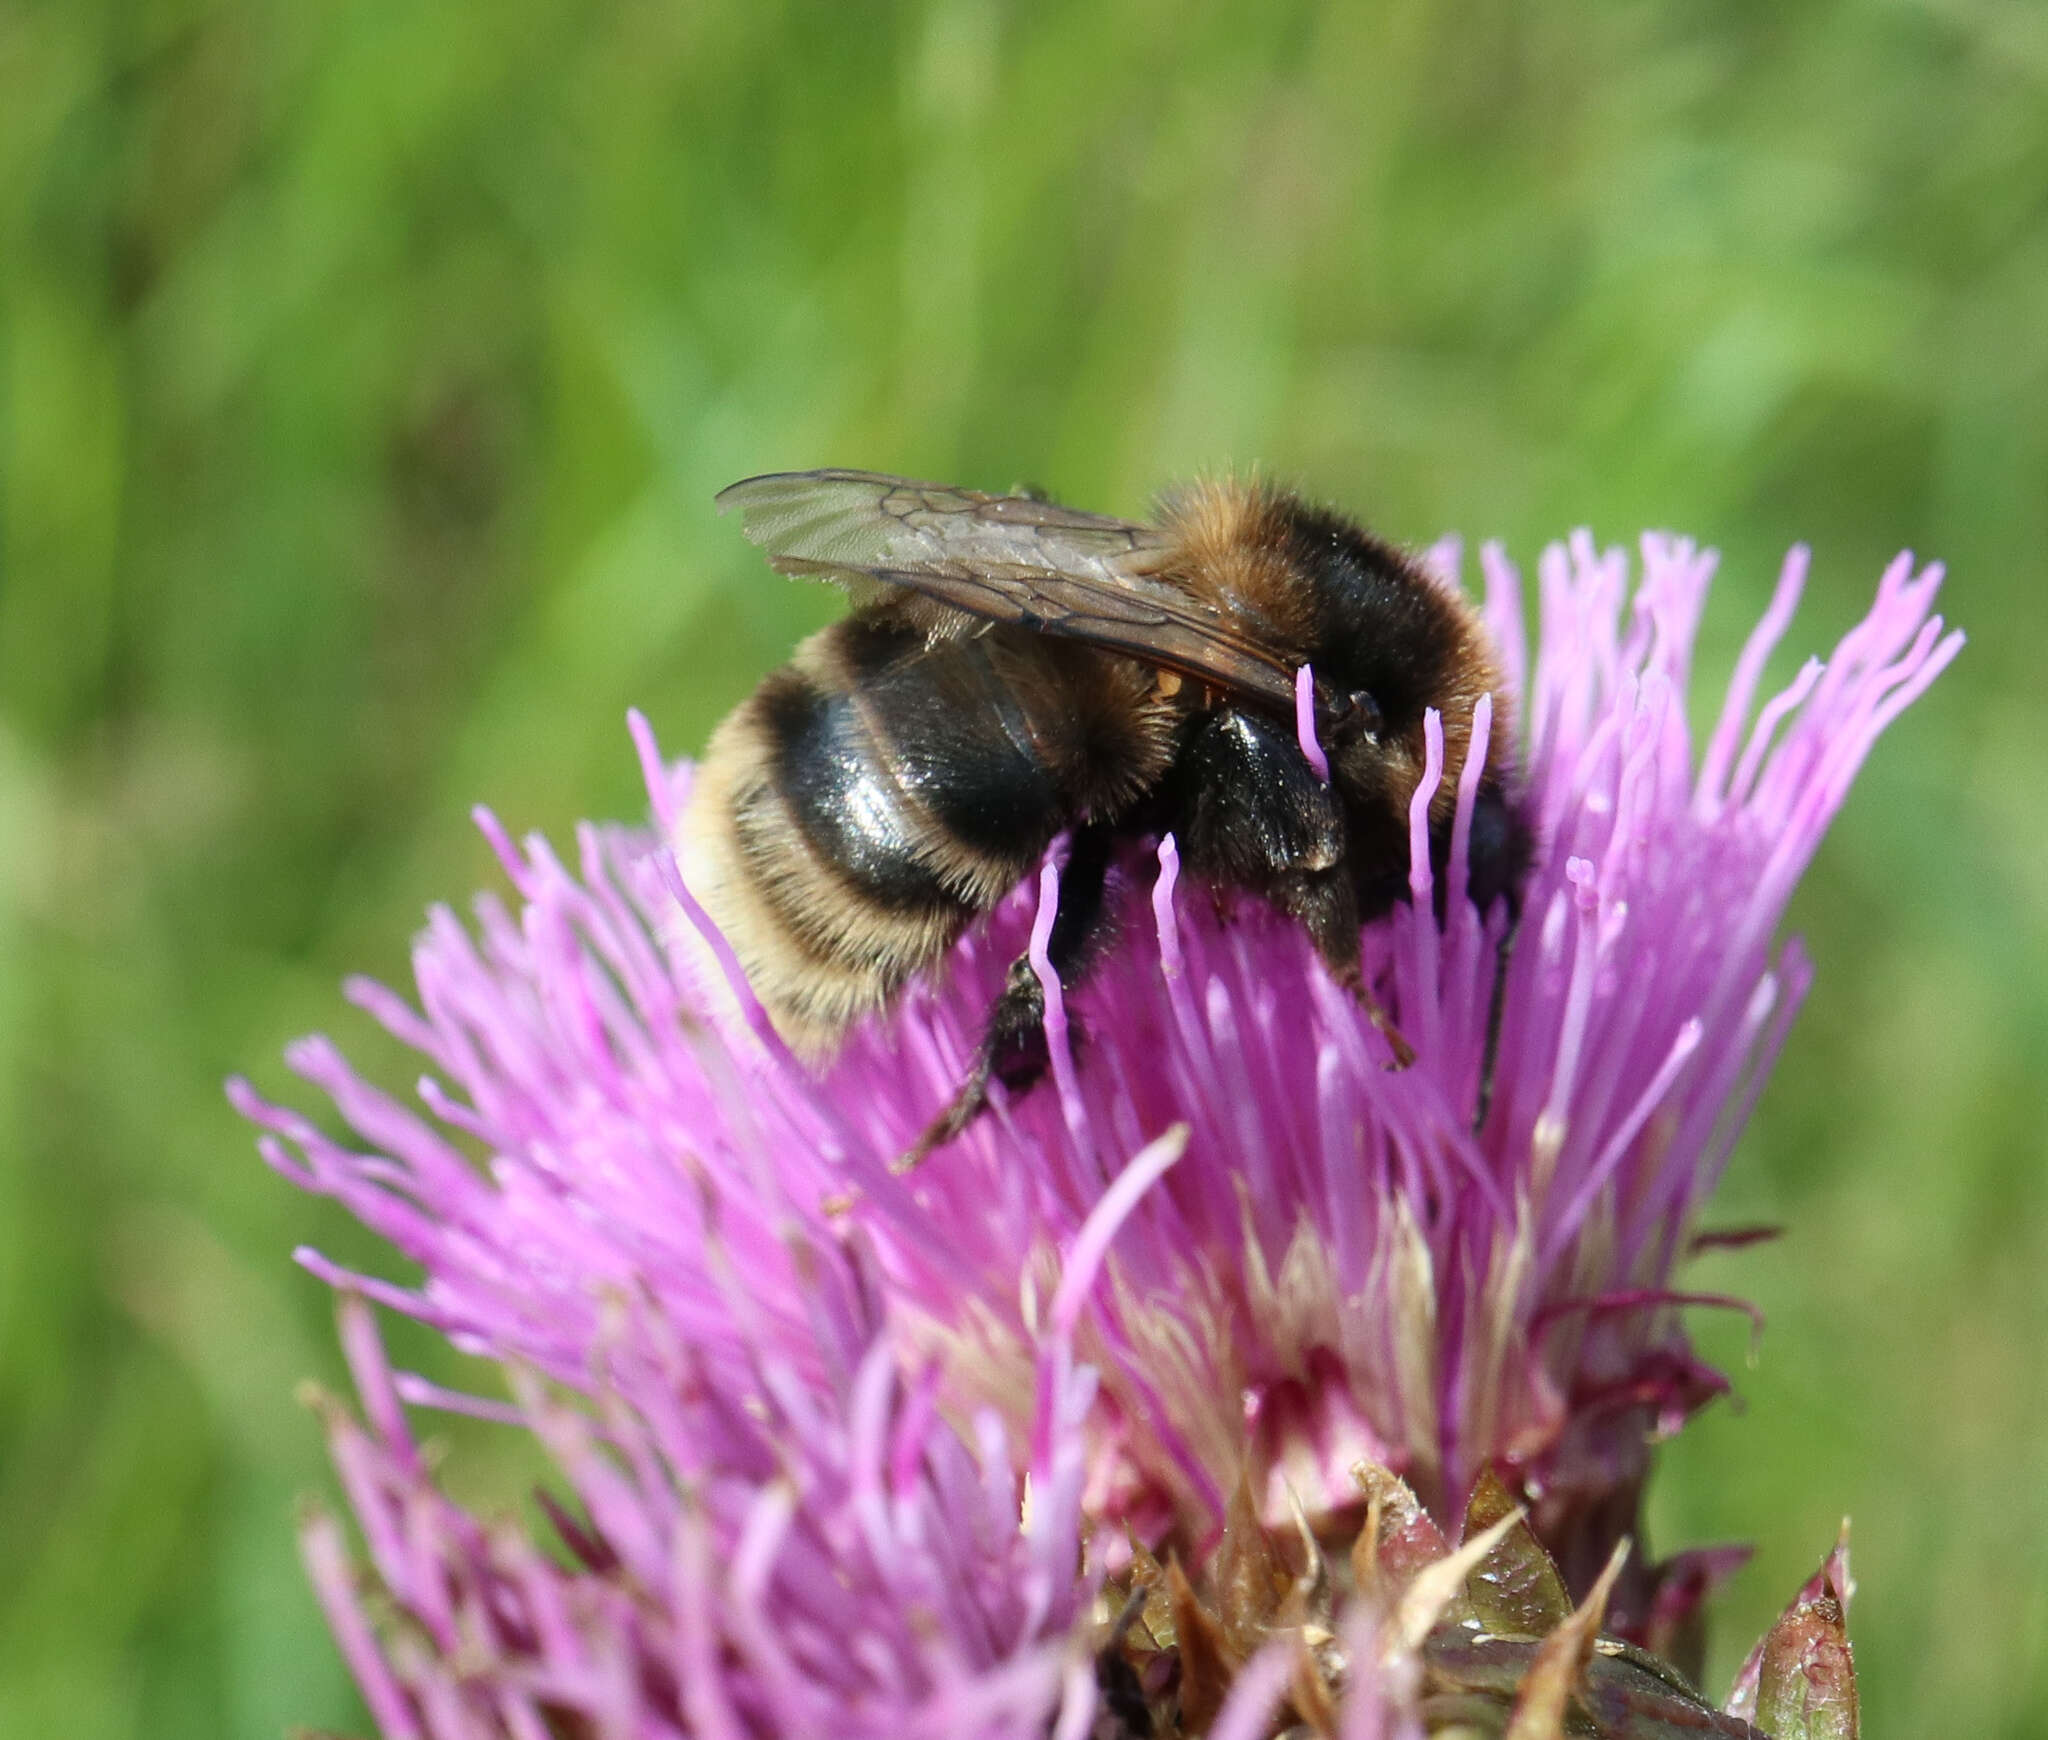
1277;866;1415;1070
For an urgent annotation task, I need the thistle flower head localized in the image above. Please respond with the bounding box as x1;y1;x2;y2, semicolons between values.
233;529;1953;1737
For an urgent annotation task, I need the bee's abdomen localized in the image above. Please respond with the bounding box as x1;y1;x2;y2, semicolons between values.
679;622;1075;1052
762;675;978;913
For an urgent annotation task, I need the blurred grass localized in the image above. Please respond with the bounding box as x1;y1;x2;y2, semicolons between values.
1;0;2043;1734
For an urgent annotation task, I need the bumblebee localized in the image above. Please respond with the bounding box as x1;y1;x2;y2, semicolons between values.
681;470;1530;1159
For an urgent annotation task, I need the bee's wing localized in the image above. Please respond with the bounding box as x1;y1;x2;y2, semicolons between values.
716;470;1300;712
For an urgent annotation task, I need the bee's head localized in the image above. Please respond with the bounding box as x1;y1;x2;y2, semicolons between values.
1319;680;1529;919
1161;477;1525;909
1284;504;1525;909
1163;480;1485;771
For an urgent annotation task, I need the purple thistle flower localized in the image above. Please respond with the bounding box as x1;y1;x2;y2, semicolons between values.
233;530;1955;1736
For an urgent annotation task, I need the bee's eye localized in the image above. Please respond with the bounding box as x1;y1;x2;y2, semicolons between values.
1321;688;1383;749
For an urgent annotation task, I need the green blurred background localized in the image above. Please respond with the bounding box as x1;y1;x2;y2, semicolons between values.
2;1;2043;1734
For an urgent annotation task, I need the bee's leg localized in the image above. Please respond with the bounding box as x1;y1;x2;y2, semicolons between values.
1279;867;1416;1069
899;824;1116;1169
1471;905;1522;1133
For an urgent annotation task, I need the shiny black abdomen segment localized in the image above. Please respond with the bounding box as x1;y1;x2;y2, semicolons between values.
759;670;963;912
1167;709;1344;885
762;628;1073;907
859;635;1069;867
